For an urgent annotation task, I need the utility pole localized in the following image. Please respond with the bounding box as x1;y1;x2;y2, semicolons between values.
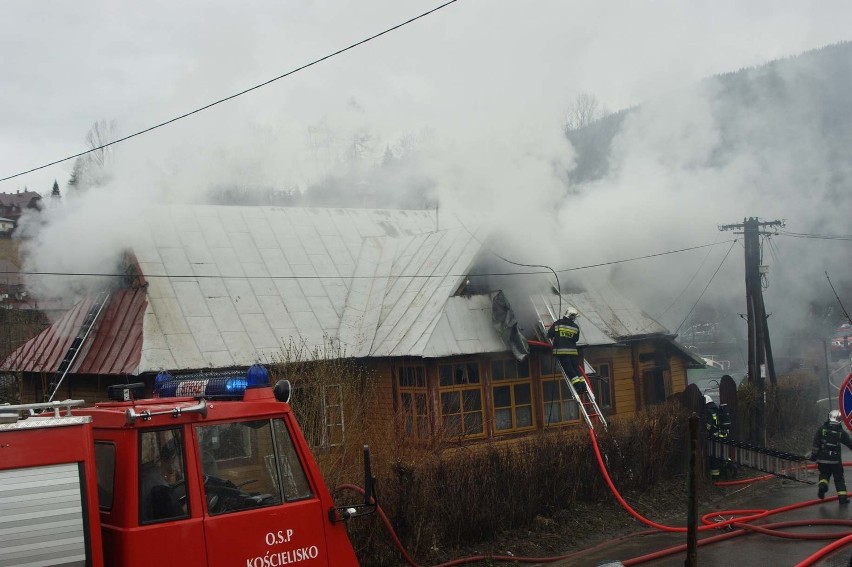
719;217;784;445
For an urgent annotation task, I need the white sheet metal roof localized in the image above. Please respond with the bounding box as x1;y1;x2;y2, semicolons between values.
421;293;511;358
535;285;669;346
133;206;491;372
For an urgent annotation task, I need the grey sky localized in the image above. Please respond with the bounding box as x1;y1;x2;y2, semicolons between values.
3;1;851;341
1;1;849;193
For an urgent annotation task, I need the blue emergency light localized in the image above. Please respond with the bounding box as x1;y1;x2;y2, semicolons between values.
154;364;270;399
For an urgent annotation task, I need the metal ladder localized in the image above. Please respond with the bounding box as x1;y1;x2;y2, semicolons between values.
530;294;607;430
707;437;812;484
46;291;110;402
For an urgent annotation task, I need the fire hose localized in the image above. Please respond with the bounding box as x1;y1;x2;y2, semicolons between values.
336;433;852;566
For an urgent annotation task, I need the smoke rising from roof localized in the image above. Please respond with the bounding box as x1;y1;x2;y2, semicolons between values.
6;3;850;354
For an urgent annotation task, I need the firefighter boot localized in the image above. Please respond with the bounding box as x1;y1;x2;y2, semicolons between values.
818;482;827;500
839;491;849;505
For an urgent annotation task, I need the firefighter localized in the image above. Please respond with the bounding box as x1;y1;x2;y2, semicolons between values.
809;409;852;504
547;307;587;395
705;395;732;480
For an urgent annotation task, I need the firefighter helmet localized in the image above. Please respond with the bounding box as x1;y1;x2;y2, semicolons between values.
829;410;842;423
704;395;714;405
565;307;578;318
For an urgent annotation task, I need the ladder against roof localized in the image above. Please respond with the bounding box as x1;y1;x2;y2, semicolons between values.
707;437;812;484
530;293;557;342
530;293;607;430
46;291;110;402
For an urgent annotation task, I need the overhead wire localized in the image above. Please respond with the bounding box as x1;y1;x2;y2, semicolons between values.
776;231;852;242
0;0;460;183
651;232;722;325
674;239;737;335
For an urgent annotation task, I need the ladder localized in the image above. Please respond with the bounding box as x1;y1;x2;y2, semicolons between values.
530;293;607;430
46;291;110;402
707;437;812;484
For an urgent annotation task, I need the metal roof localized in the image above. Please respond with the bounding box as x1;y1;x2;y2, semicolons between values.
133;206;490;372
1;288;146;375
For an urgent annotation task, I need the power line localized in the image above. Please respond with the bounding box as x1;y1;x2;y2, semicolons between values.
0;0;460;183
674;239;737;335
0;239;735;281
776;231;852;241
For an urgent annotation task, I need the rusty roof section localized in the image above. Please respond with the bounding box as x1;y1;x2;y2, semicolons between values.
1;287;147;375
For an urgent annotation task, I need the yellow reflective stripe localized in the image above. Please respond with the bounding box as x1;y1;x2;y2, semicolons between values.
554;349;578;355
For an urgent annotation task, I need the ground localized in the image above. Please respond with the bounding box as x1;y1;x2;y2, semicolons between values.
422;474;777;566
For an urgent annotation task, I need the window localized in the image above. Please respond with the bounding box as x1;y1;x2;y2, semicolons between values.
138;428;190;524
196;419;312;516
643;368;667;406
438;362;484;438
491;358;534;433
539;355;578;425
590;362;613;410
321;384;345;447
397;365;430;440
94;442;116;510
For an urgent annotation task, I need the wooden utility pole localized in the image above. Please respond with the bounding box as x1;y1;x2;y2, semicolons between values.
719;217;784;444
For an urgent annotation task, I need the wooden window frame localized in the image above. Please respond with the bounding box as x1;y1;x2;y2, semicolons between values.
438;361;485;439
395;364;430;440
538;354;580;425
588;360;614;412
491;358;535;434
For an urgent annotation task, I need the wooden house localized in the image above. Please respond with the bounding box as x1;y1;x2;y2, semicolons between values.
1;206;704;447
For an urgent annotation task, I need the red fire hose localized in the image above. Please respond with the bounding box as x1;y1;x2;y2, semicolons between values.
335;432;852;566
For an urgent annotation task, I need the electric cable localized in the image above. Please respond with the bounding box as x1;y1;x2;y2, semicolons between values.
777;231;852;242
674;239;737;335
0;0;460;183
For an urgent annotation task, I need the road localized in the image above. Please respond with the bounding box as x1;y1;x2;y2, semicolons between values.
543;472;852;567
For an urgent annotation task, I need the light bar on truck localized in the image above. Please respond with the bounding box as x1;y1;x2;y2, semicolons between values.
154;364;270;400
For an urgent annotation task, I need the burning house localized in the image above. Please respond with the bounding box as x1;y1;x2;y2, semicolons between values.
1;206;703;446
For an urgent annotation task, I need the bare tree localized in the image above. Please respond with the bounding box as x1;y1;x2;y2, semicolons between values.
85;120;119;168
563;93;609;133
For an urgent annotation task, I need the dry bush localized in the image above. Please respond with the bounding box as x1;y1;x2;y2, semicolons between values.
737;369;822;452
265;340;375;493
343;400;689;566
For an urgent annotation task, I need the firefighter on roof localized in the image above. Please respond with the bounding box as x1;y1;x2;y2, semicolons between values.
547;307;587;395
809;409;852;504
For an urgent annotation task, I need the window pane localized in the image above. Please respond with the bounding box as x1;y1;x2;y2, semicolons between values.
543;402;561;424
94;442;116;510
515;407;532;428
454;365;465;385
495;408;513;430
493;385;510;408
272;419;314;502
518;358;530;378
491;360;505;381
504;362;518;380
401;392;412;410
439;365;453;386
464;412;483;435
441;391;460;414
561;401;576;420
467;363;480;384
540;355;556;375
139;428;189;524
443;414;462;436
514;384;531;405
415;393;427;415
542;380;558;402
463;390;482;411
415;367;426;387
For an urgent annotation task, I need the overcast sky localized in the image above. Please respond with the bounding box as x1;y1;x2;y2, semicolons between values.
2;1;849;195
3;1;851;343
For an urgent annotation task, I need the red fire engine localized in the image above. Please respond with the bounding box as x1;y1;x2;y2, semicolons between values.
0;366;374;566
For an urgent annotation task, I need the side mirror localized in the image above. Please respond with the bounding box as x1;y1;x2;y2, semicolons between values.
329;445;378;523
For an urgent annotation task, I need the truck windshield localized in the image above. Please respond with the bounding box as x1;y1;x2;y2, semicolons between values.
196;418;313;516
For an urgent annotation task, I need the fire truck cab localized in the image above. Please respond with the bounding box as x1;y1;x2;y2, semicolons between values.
0;367;367;567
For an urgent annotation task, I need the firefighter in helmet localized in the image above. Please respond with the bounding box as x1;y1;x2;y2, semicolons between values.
704;395;732;480
809;409;852;504
547;307;587;395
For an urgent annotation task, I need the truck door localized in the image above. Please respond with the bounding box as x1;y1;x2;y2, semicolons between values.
196;418;329;566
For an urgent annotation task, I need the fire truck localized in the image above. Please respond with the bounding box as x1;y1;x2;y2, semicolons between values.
0;366;375;566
